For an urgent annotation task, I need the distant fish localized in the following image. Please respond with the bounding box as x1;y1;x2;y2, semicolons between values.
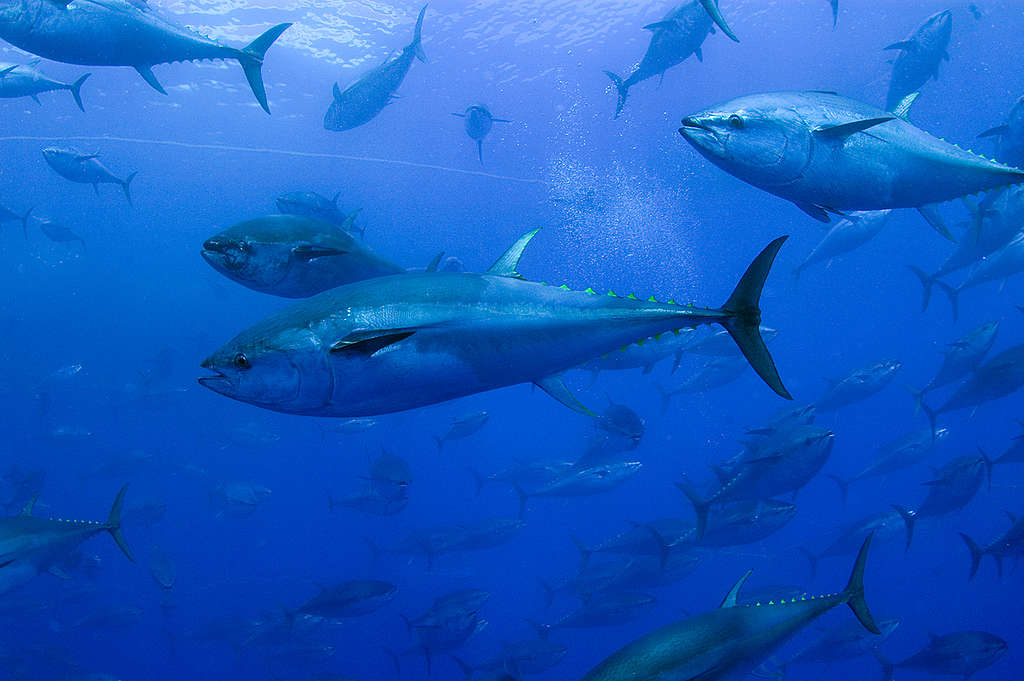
582;327;695;377
680;91;1024;234
283;579;396;625
960;511;1024;580
921;345;1024;432
815;359;902;412
324;6;427;131
884;10;952;111
0;203;31;236
0;1;290;113
979;96;1024;169
455;638;566;679
939;234;1024;319
603;0;738;119
517;461;642;517
686;326;777;356
32;215;86;251
452;104;510;164
875;631;1007;681
42;147;137;204
893;451;991;523
276;191;362;236
576;535;880;681
793;210;892;279
830;426;950;502
908;321;998;410
433;410;489;451
0;61;90;110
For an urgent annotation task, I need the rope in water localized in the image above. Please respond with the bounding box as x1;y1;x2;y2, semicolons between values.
0;135;552;186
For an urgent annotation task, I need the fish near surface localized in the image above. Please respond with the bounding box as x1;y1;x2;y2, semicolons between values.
42;147;137;204
604;0;738;119
876;630;1007;681
577;535;880;681
200;230;791;417
679;91;1024;230
451;104;510;164
324;5;427;131
884;10;953;111
0;0;289;112
0;61;89;110
0;486;134;594
201;215;403;298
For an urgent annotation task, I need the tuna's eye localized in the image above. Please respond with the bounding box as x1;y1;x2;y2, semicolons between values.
232;353;251;370
729;115;745;130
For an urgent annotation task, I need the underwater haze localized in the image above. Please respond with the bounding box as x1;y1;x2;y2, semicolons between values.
0;0;1023;680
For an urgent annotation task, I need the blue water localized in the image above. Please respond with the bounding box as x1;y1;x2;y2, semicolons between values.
0;1;1022;679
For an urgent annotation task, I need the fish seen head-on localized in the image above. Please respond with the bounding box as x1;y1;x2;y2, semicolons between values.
680;96;812;188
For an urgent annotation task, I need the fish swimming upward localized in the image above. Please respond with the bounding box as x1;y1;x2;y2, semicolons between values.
0;0;290;113
200;230;791;417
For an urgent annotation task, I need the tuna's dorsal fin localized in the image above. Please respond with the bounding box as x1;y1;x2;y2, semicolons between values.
20;495;39;516
534;375;594;416
720;569;753;608
425;251;445;272
978;124;1009;139
813;117;894;139
134;66;167;95
330;329;415;357
698;0;739;42
891;92;919;121
487;228;540;278
883;39;918;52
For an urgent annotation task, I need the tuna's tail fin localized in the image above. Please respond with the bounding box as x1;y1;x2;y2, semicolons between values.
892;504;916;551
408;5;428;62
68;73;90;112
798;546;818;580
935;280;960;322
873;649;895;681
106;484;135;563
20;206;32;238
698;0;739;42
476;139;483;165
720;236;791;399
603;70;628;119
432;435;444;453
675;479;709;540
842;533;879;634
122;171;137;206
959;532;984;580
907;265;935;311
238;23;292;114
920;399;938;437
907;384;927;415
826;473;849;505
569;534;592;566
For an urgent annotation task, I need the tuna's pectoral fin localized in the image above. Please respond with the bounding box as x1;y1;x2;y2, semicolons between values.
719;569;753;608
883;39;917;52
425;251;444;272
292;244;348;260
642;20;678;32
487;228;540;278
978;124;1009;139
917;204;955;242
330;330;415;357
698;0;740;42
793;202;834;222
134;66;167;95
812;116;894;139
534;375;593;416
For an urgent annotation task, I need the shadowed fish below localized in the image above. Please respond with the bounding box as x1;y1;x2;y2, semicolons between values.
455;638;567;679
758;616;900;678
538;591;657;633
793;210;892;279
42;147;137;204
0;486;134;595
679;90;1024;233
604;0;738;119
324;5;427;131
201;214;404;298
276;191;354;233
0;0;289;112
451;104;510;164
909;321;999;410
199;230;791;416
0;61;89;110
815;359;902;412
875;630;1007;681
829;426;950;502
979;95;1024;169
884;10;952;111
576;535;879;681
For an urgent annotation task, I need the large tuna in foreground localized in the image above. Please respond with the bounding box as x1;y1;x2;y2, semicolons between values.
200;230;790;416
577;535;879;681
0;0;290;113
679;91;1024;232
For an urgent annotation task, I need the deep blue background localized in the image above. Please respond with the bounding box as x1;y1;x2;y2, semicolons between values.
0;0;1021;679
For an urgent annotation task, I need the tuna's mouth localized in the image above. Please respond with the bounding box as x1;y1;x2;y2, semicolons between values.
201;239;245;271
198;361;232;393
679;117;712;136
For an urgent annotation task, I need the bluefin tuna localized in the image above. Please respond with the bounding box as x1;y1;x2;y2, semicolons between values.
0;486;134;594
576;535;879;681
979;96;1024;169
199;231;791;416
581;327;696;376
816;359;902;412
0;60;89;110
604;0;737;118
517;461;642;517
960;511;1024;580
679;91;1024;232
451;104;510;164
909;321;999;409
804;508;915;578
921;344;1024;433
42;147;137;204
433;410;489;451
201;214;403;298
884;10;953;111
33;216;86;251
941;233;1024;318
794;210;893;279
875;631;1007;681
830;426;950;502
276;191;348;229
324;6;427;131
893;451;991;524
0;0;289;112
0;202;30;236
283;579;396;625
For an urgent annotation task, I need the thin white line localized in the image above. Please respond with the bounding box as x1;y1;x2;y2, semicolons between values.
0;135;552;185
